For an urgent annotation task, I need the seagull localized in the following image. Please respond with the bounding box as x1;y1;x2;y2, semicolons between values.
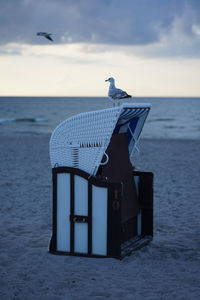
36;32;54;41
105;77;131;106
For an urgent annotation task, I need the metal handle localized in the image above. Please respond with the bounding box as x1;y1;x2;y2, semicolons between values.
100;152;109;166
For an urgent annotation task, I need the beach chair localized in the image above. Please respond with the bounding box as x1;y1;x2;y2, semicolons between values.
49;103;153;259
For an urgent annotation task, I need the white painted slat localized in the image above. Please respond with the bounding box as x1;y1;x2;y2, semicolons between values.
92;186;108;256
74;223;88;253
74;175;88;253
74;175;88;215
57;173;70;252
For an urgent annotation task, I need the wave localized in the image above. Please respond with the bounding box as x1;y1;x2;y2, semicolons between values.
0;118;47;124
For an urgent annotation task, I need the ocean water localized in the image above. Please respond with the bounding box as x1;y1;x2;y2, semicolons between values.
0;97;200;139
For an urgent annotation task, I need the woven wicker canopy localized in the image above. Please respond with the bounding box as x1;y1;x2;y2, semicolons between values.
50;103;151;175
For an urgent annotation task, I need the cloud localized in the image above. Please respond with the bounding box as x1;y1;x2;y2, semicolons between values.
0;0;200;57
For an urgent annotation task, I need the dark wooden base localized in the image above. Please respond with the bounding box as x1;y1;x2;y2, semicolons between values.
49;167;153;259
121;235;153;258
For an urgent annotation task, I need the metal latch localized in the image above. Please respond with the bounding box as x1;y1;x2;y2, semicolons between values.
70;215;89;223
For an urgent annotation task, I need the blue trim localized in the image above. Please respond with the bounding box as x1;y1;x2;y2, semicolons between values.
113;107;149;147
119;108;147;119
127;128;132;144
128;118;139;136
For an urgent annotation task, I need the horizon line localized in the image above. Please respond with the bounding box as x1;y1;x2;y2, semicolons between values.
0;95;200;98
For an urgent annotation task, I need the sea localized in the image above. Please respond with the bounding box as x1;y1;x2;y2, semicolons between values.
0;97;200;139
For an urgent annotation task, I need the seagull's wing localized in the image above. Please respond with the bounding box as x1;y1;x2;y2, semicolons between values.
109;87;131;99
45;35;53;41
118;90;132;98
37;32;46;36
36;32;54;41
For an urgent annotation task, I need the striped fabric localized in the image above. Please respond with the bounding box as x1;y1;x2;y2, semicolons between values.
114;106;150;156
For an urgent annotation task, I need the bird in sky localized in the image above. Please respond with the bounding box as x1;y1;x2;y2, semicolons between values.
36;32;54;41
105;77;132;106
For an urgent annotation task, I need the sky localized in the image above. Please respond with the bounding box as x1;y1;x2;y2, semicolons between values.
0;0;200;97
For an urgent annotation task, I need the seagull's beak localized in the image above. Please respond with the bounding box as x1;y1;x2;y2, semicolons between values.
105;79;109;82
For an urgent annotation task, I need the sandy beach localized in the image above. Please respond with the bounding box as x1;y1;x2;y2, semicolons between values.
0;132;199;300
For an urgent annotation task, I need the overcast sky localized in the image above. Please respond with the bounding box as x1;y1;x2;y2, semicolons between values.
1;0;200;96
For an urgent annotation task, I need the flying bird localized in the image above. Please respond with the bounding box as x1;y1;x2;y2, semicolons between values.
105;77;132;106
37;32;54;41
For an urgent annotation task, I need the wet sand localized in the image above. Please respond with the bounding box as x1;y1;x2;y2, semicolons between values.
0;133;199;299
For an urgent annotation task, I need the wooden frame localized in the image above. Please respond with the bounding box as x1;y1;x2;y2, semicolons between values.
49;167;153;259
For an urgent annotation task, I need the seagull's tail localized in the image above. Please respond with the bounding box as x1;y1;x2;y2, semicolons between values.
123;94;132;98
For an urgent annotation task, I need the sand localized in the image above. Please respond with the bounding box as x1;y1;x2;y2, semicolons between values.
0;133;200;300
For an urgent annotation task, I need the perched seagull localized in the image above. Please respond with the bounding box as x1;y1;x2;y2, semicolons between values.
105;77;131;106
37;32;54;41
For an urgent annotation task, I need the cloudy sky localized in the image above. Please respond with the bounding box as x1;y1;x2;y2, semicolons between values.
1;0;200;96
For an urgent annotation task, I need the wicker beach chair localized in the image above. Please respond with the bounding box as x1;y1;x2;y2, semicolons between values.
50;103;151;176
49;102;153;258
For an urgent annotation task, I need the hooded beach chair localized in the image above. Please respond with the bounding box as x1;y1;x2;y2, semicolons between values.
49;103;153;258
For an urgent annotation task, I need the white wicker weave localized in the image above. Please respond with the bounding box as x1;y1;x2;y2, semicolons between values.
50;103;151;175
50;106;121;175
